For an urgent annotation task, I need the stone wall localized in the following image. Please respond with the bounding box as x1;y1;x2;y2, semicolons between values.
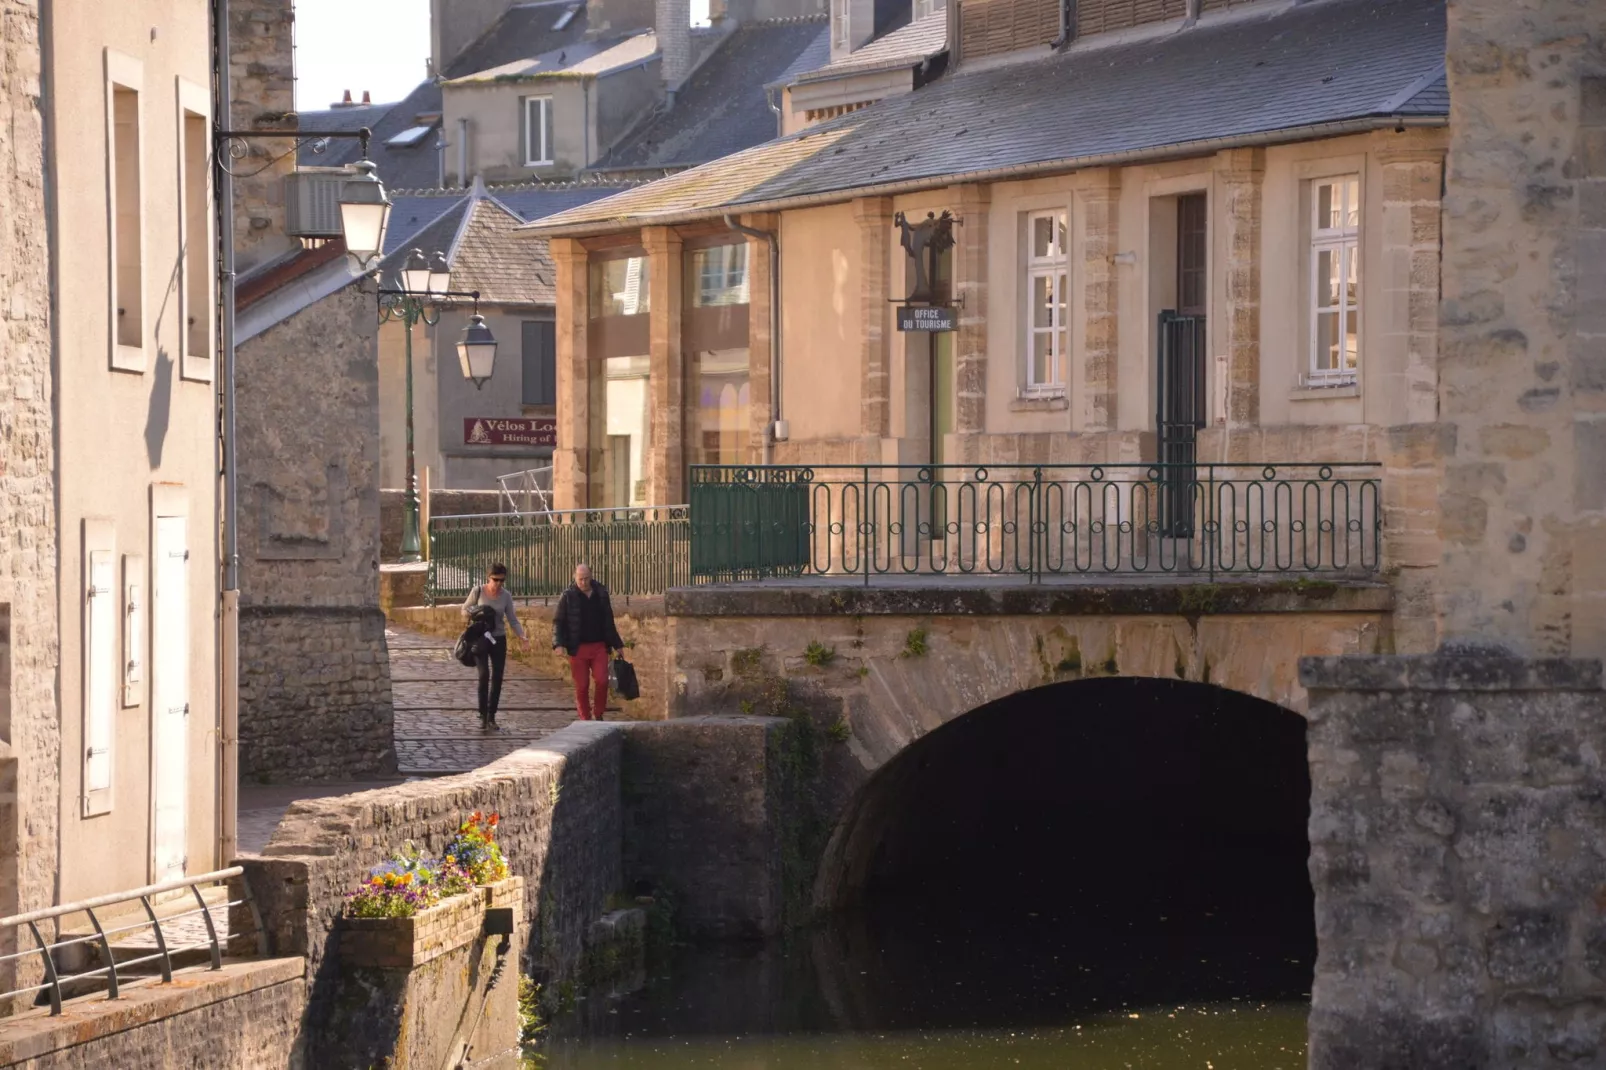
381;488;505;562
236;286;395;781
229;0;297;275
0;960;307;1069
1301;655;1606;1068
390;598;671;720
0;0;57;994
1436;0;1606;657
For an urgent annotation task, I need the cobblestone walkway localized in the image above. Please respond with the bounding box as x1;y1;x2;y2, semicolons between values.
389;625;614;775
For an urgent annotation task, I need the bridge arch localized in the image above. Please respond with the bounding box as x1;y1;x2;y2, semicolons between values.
813;674;1317;996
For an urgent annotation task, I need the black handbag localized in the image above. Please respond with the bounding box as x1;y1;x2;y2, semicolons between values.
453;630;477;667
610;655;640;701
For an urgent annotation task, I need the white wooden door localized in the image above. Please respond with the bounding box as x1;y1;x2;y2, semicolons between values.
152;515;189;881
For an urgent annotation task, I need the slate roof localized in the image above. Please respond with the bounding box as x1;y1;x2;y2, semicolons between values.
445;31;658;83
489;182;652;222
767;24;832;90
385;193;471;257
593;16;830;172
792;9;945;83
451;199;556;305
297;78;446;190
443;0;595;79
376;198;471;291
529;0;1448;233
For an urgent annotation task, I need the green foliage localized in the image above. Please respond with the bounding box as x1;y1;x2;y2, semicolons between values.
901;627;929;658
342;842;473;918
731;647;765;676
518;977;546;1046
803;640;836;667
739;699;755;714
856;665;870;678
826;718;852;743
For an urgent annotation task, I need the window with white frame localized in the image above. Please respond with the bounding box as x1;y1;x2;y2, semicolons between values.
523;96;554;167
1309;175;1360;384
914;0;940;17
1023;209;1069;395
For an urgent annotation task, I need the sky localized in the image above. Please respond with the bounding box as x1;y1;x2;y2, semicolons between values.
295;0;431;112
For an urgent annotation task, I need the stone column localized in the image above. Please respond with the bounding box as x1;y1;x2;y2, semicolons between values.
950;184;992;460
1379;142;1445;425
1435;2;1606;657
1213;148;1264;427
550;238;595;511
854;197;893;442
644;226;685;506
743;213;777;462
1079;170;1121;432
1301;654;1606;1068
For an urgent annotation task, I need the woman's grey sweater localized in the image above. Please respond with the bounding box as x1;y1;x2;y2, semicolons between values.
462;586;527;640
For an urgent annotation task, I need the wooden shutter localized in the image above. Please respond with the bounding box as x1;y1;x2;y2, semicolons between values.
83;542;117;815
1074;0;1185;36
521;320;556;406
960;0;1060;61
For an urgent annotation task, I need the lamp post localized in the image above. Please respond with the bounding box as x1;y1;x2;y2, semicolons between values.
378;252;495;562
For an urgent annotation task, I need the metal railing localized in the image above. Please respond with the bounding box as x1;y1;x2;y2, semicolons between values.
426;505;691;603
495;466;553;516
689;463;1383;584
0;868;262;1015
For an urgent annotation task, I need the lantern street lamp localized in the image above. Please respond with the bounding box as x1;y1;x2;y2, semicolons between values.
377;252;492;563
338;157;392;271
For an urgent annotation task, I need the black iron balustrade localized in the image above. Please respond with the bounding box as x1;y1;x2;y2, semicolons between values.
689;463;1383;584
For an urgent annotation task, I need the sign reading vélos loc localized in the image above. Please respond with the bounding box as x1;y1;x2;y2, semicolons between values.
896;305;957;332
464;417;556;447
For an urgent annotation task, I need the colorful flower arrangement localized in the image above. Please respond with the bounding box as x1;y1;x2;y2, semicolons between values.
342;812;510;919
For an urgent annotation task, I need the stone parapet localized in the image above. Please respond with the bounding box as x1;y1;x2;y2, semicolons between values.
1302;654;1606;1068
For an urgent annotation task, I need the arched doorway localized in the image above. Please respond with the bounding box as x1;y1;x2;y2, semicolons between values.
809;677;1315;1036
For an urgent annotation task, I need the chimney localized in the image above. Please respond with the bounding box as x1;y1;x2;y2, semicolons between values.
340;89;353;106
656;0;691;90
362;90;372;105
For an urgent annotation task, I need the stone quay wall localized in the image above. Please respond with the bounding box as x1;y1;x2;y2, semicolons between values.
238;607;395;782
236;287;394;782
1302;656;1606;1068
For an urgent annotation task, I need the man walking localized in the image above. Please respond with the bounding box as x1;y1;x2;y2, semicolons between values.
553;563;624;721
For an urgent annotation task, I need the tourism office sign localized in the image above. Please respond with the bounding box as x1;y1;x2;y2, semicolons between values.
464;417;556;447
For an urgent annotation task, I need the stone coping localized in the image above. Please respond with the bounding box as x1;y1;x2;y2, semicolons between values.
666;578;1393;618
1300;655;1603;692
0;957;304;1064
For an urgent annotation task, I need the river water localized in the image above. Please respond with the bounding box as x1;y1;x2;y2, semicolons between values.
545;871;1311;1070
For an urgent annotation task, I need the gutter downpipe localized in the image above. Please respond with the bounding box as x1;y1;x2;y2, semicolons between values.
724;214;780;464
213;0;240;868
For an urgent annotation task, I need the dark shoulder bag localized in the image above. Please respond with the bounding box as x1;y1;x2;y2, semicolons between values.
609;653;640;702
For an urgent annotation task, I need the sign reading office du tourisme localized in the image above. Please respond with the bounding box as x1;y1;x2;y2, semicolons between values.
464;417;557;447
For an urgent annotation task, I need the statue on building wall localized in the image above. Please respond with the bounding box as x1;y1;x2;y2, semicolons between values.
894;210;956;304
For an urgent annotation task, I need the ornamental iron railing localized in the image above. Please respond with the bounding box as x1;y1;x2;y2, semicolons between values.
689;463;1382;584
426;506;690;604
0;868;261;1015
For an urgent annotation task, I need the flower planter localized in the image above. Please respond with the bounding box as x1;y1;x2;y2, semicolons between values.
339;877;523;970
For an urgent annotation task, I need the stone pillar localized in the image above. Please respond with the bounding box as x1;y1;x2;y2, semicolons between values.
1079;170;1121;432
228;0;297;275
1378;143;1445;426
644;226;685;506
743;213;777;462
854;197;893;441
551;238;596;511
1213;148;1264;427
950;184;991;459
1301;655;1606;1068
1436;2;1606;658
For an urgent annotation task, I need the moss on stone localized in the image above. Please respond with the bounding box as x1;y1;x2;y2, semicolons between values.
803;640;836;667
731;647;765;677
901;627;929;658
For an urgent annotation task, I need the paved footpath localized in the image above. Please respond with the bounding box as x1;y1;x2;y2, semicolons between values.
388;624;617;776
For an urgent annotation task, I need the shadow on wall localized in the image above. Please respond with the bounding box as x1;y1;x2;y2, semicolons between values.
145;347;174;468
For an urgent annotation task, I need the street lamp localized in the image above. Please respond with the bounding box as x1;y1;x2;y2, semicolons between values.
457;314;499;388
378;252;491;563
339;157;392;270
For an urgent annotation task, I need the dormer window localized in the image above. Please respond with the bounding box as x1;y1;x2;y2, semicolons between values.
914;0;940;18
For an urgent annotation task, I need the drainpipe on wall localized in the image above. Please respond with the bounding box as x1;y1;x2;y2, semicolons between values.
724;214;781;464
1048;0;1075;49
213;0;241;868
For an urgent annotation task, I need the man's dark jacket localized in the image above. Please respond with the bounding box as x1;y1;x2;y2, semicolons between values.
553;581;624;656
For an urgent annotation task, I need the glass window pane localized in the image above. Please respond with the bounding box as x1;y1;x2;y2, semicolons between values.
1344;310;1359;369
1316;312;1338;371
1343;178;1359;228
1032;216;1053;259
689;244;749;307
1056;270;1068;327
1031;332;1052;385
1317;183;1335;230
1032;274;1053;328
589;257;651;317
600;355;651;507
1056;212;1068;258
693;349;751;466
1316;249;1338;309
1344;242;1358;306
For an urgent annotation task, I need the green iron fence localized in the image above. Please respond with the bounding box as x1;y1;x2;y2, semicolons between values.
689;463;1383;583
425;505;690;604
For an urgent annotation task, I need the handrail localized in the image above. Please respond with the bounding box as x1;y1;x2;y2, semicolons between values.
0;867;262;1015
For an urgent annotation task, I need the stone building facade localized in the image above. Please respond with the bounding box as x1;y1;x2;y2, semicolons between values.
235;286;396;782
228;0;297;275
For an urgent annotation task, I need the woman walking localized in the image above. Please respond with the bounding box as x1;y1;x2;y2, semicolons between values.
462;563;528;728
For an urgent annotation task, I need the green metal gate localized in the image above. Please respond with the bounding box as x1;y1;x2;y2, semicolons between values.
689;466;810;582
